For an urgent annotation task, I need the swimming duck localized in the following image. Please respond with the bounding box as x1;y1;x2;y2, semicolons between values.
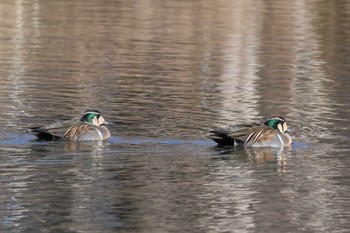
208;116;292;147
31;110;111;141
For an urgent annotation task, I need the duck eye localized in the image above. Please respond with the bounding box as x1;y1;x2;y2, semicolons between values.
277;123;284;132
97;115;105;125
283;123;288;132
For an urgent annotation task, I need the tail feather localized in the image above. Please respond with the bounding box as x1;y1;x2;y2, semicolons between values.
31;127;60;140
208;129;240;146
208;123;260;146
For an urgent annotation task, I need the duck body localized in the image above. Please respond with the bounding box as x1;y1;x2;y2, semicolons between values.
209;117;292;148
62;122;110;141
31;110;110;141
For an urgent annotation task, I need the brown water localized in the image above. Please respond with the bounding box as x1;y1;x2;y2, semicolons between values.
0;0;350;232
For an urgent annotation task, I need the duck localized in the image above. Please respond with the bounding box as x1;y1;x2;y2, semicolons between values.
208;116;292;147
31;110;111;141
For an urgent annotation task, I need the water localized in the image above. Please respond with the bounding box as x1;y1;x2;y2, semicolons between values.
0;0;350;232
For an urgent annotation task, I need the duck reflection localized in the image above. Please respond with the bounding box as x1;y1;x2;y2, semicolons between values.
63;140;109;152
244;146;292;173
212;144;292;173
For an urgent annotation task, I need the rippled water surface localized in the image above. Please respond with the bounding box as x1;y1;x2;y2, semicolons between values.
1;0;350;232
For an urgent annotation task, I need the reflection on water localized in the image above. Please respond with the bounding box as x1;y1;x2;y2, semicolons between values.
0;0;350;232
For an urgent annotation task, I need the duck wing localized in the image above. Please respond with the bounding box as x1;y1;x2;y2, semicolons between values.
208;123;260;145
236;126;276;147
62;123;94;140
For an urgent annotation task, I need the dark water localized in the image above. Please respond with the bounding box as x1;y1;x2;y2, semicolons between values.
0;0;350;232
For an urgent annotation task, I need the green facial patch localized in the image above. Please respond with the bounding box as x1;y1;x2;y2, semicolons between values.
264;118;283;129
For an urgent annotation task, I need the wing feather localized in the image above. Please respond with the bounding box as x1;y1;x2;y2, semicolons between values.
62;124;92;140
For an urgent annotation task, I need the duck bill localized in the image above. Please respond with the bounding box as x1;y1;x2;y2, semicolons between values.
103;120;113;125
